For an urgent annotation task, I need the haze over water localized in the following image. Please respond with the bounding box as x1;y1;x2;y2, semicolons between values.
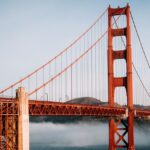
30;121;150;150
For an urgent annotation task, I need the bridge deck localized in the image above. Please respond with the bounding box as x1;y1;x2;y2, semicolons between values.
29;100;150;118
0;98;149;118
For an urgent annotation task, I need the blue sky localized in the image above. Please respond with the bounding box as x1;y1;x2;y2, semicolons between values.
0;0;149;90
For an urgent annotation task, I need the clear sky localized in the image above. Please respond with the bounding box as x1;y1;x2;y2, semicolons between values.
0;0;150;90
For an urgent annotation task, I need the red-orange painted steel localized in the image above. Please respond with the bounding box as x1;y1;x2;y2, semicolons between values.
28;100;150;117
108;4;135;150
0;100;18;150
2;98;149;118
0;98;149;117
0;98;149;150
126;4;134;150
0;9;108;96
0;4;149;150
28;100;125;116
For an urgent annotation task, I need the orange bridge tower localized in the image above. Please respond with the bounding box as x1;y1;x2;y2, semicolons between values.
108;4;134;150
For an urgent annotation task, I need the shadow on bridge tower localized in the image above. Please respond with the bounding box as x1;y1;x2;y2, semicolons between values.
108;4;134;150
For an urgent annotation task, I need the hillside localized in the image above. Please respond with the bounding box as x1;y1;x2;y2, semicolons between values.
65;97;106;105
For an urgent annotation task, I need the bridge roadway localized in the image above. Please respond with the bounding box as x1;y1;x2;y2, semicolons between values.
0;98;149;118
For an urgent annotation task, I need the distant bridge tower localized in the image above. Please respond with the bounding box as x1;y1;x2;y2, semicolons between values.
108;4;134;150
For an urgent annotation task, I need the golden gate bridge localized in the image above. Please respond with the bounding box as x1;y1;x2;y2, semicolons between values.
0;4;150;150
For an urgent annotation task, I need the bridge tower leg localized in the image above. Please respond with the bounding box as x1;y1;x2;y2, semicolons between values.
16;87;29;150
1;113;18;149
108;4;134;150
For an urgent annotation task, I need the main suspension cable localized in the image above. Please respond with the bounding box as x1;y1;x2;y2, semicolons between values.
29;9;125;96
0;8;107;95
112;15;150;98
130;11;150;69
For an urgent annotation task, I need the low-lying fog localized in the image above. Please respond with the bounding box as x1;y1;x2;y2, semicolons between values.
30;121;150;147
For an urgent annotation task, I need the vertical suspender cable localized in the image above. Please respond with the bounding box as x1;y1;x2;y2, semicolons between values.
71;47;73;100
49;64;51;101
98;19;101;101
61;55;62;102
95;24;97;98
42;67;45;100
36;72;38;99
91;29;93;97
87;33;89;97
76;44;78;98
28;77;30;96
65;51;68;100
55;59;57;101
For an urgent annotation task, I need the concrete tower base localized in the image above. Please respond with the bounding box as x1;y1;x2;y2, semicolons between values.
16;87;29;150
